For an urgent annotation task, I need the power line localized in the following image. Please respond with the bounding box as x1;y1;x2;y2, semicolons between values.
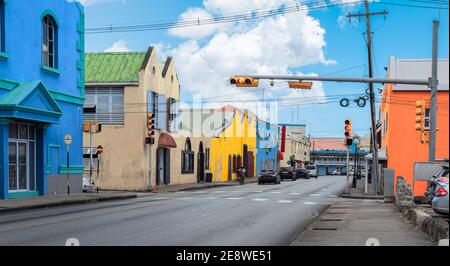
85;0;363;34
377;1;449;9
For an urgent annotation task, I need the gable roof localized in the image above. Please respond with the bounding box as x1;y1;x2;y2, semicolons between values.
85;52;146;84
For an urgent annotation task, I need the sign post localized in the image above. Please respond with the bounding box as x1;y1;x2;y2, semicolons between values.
64;134;72;195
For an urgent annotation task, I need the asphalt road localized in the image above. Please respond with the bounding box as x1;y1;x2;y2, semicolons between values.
0;176;347;246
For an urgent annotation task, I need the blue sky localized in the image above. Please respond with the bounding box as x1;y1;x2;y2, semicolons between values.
82;0;449;137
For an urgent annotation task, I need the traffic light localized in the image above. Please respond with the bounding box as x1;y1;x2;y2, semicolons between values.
147;112;155;136
95;123;102;133
415;100;425;131
229;76;259;87
420;131;429;144
83;121;102;133
288;81;313;90
344;119;352;138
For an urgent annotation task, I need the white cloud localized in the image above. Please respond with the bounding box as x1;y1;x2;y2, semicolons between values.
104;40;131;52
70;0;126;7
163;1;335;109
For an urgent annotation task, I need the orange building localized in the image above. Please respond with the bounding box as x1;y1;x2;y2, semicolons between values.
380;57;449;197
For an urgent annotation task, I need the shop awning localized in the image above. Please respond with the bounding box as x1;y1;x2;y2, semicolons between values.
158;133;177;148
0;80;62;124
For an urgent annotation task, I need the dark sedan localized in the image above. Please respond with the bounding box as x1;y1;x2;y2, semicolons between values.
295;168;310;179
258;170;281;185
279;167;295;181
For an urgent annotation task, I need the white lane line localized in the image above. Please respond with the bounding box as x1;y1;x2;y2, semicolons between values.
152;197;168;200
277;200;293;203
193;191;207;194
178;197;194;200
213;191;225;193
200;213;211;218
205;196;219;199
309;194;322;197
226;197;243;200
271;191;282;194
304;202;318;205
250;191;263;193
252;198;268;202
125;227;161;239
289;193;300;195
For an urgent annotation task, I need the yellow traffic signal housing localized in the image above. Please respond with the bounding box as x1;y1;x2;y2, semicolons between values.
83;122;90;133
288;81;313;90
344;119;352;138
415;100;425;131
420;131;429;144
229;76;259;87
148;112;155;136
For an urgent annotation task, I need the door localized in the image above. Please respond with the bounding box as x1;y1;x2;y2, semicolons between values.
157;148;165;185
8;141;28;191
197;142;205;182
228;155;232;181
247;151;255;177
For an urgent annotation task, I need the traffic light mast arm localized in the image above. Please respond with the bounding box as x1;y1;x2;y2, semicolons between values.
233;75;431;87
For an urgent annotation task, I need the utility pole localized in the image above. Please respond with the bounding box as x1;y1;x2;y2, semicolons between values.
347;1;387;194
429;20;439;162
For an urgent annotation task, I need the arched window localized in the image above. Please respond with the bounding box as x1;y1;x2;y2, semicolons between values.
42;15;57;68
181;138;194;174
0;0;5;53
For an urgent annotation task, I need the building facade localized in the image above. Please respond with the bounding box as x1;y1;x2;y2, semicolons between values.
256;120;279;175
279;124;310;168
379;57;449;197
0;0;84;199
83;48;191;191
210;106;257;182
310;138;367;176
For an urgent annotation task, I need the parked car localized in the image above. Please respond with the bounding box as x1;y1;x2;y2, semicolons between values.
295;168;310;179
425;165;449;201
258;170;281;185
279;167;295;181
432;181;449;215
306;165;318;178
331;170;341;176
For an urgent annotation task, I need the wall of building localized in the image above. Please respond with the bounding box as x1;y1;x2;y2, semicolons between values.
279;124;310;168
0;0;84;199
381;87;449;196
210;110;257;182
256;120;279;175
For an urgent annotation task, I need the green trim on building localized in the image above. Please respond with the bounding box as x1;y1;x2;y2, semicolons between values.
0;78;17;90
41;65;61;76
49;90;84;105
0;52;8;61
40;9;59;26
8;191;40;199
58;165;84;174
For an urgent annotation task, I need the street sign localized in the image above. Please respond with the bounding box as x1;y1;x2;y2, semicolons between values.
97;145;103;155
64;134;73;145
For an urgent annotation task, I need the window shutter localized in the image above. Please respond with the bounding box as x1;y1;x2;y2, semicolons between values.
96;90;110;124
157;94;167;130
111;87;124;125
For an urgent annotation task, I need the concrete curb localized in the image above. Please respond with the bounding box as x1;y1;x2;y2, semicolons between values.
404;208;449;244
0;194;137;215
438;239;449;246
341;194;384;200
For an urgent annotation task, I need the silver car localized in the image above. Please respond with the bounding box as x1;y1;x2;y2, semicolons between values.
306;165;318;178
431;166;449;215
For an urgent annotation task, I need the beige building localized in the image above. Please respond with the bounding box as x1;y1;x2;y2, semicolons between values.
83;47;210;191
279;124;311;168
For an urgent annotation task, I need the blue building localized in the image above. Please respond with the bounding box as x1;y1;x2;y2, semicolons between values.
256;120;279;175
0;0;84;199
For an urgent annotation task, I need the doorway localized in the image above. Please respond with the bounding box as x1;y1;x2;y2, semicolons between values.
156;148;170;185
197;142;205;183
8;123;36;192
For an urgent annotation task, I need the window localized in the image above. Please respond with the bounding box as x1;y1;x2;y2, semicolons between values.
424;108;430;130
0;0;5;53
84;87;125;125
205;148;210;170
148;91;168;130
168;97;178;132
42;15;57;68
181;138;194;174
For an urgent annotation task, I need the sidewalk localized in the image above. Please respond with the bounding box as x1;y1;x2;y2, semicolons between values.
149;177;258;193
341;176;384;200
291;200;434;246
0;191;137;214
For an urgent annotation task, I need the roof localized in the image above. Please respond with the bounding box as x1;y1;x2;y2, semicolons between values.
388;57;449;91
85;52;146;84
311;138;347;151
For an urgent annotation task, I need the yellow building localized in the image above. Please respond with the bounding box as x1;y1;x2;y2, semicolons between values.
210;106;257;182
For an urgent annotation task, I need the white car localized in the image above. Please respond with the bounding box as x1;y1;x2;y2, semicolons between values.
306;165;318;178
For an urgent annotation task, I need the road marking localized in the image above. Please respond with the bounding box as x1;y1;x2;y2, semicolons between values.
304;201;318;205
250;191;263;193
271;191;282;194
205;196;219;199
252;198;268;202
213;191;225;193
152;197;168;200
178;197;194;200
125;227;161;239
289;193;300;195
200;213;211;218
277;200;293;203
226;197;243;200
309;194;322;197
193;191;207;194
